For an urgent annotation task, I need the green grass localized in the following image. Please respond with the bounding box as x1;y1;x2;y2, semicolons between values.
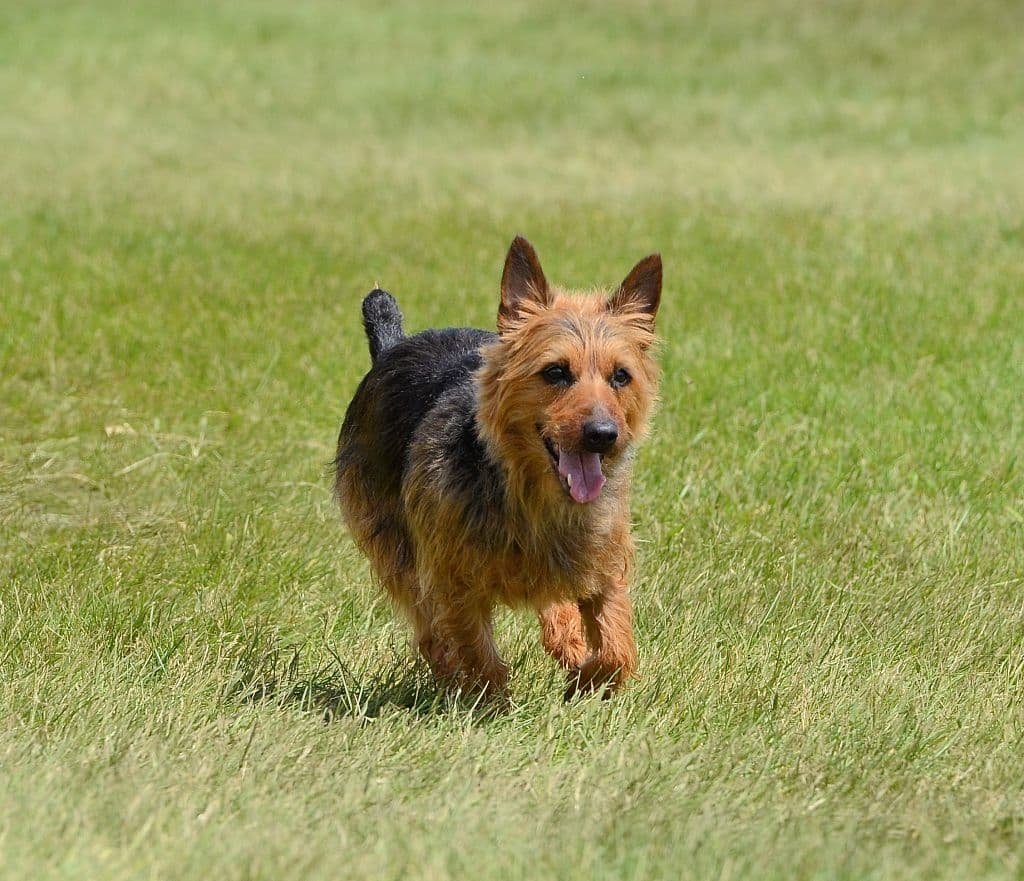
2;1;1024;878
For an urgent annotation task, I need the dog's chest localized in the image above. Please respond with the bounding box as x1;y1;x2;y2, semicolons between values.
482;528;610;606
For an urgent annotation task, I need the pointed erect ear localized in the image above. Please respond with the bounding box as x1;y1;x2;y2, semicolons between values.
608;254;662;324
499;235;550;325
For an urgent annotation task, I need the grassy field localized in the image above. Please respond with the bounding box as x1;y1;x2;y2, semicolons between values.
2;1;1024;878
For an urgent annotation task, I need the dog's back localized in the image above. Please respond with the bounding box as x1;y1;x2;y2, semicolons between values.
334;289;495;575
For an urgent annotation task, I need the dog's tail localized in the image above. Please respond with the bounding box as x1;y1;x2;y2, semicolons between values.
361;288;404;363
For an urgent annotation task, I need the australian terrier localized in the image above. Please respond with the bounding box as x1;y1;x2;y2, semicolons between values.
334;236;661;699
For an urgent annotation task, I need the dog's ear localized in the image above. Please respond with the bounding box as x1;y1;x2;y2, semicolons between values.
609;254;661;326
499;235;550;328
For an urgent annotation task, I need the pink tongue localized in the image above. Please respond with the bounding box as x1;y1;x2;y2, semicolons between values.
557;449;606;504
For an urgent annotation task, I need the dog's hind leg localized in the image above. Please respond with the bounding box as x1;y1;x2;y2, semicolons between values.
538;602;589;669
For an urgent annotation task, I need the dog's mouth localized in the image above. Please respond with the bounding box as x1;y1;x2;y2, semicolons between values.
540;430;606;504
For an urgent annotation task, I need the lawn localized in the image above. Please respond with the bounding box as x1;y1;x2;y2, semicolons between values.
2;1;1023;878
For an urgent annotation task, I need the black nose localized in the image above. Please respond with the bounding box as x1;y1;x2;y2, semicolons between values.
581;420;618;453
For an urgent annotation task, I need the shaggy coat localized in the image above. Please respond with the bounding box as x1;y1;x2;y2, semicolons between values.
335;236;661;697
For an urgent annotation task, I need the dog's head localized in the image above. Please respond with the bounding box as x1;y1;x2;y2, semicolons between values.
478;236;661;506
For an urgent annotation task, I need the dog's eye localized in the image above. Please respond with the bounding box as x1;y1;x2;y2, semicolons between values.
611;367;632;389
541;363;573;386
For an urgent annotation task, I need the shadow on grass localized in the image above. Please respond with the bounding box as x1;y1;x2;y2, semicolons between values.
229;641;505;722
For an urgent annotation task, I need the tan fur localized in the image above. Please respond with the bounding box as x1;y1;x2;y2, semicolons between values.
336;238;661;699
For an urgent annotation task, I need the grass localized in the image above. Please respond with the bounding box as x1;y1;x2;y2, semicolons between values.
2;0;1023;878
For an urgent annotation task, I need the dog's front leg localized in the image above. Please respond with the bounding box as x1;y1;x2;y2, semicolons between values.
433;594;509;697
538;602;589;669
565;581;637;699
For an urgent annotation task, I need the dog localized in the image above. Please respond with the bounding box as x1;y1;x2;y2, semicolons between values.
334;236;661;699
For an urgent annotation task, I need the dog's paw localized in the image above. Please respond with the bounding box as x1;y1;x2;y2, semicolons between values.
564;658;616;701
